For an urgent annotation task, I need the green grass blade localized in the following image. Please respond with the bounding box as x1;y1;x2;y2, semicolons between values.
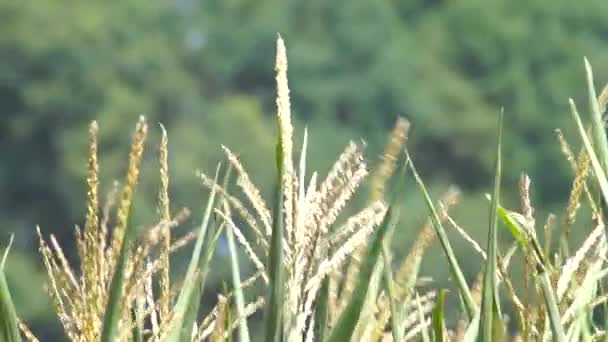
431;289;446;342
0;272;21;342
486;196;549;271
298;127;308;202
180;163;234;333
405;150;477;318
0;238;21;342
181;222;225;340
132;307;143;342
0;235;13;268
353;146;409;339
602;282;608;342
480;110;503;342
567;309;591;341
326;206;398;342
484;193;536;251
313;277;330;342
381;243;403;342
538;270;566;342
313;229;338;342
358;254;385;336
495;206;527;248
101;208;138;342
265;140;285;342
569;99;608;216
584;58;608;176
570;97;608;242
225;210;251;342
164;165;223;341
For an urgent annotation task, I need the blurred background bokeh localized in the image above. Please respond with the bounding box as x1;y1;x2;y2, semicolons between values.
1;0;608;339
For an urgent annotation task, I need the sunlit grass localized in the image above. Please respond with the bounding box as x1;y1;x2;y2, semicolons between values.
1;37;608;342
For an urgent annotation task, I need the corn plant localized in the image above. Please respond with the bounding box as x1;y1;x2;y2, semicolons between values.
1;36;608;342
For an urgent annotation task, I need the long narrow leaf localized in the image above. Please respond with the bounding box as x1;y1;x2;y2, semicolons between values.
180;164;234;334
225;207;251;342
0;238;20;342
265;141;285;342
539;271;566;342
181;222;225;340
224;162;250;342
326;206;397;342
100;207;138;342
298;127;308;202
569;100;608;218
132;307;143;342
584;58;608;177
164;165;222;341
486;195;549;270
406;150;477;318
432;290;446;342
496;206;527;248
381;243;402;342
313;277;330;342
480;110;503;341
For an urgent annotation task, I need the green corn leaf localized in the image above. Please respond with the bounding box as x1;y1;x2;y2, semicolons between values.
406;150;477;318
602;282;608;342
312;217;351;342
498;207;527;248
382;243;403;342
213;162;252;342
357;254;385;338
101;205;139;342
164;165;223;342
0;237;21;342
480;110;503;342
579;310;592;341
566;309;591;341
569;98;608;241
539;270;566;342
569;98;608;213
0;236;12;272
483;194;529;249
313;277;330;342
326;206;398;342
265;139;285;342
132;307;143;342
432;289;447;342
584;58;608;179
484;195;549;274
584;58;608;232
180;164;233;336
298;127;308;202
225;207;251;342
181;222;225;341
313;218;333;342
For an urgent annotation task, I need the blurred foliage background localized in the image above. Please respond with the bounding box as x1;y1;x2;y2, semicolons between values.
1;0;608;339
